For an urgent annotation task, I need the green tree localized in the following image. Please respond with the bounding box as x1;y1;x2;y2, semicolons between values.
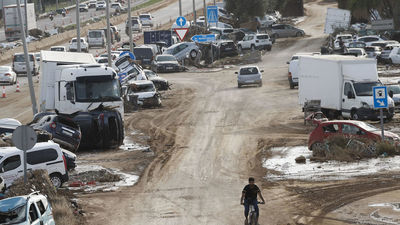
225;0;266;24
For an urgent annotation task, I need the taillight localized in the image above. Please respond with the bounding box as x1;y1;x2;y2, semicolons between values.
62;155;67;171
4;73;11;76
50;122;57;129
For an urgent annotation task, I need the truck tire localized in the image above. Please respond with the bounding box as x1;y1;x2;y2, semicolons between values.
50;173;63;188
351;110;360;120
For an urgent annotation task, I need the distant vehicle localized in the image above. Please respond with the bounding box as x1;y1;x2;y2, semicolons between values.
357;35;385;46
3;3;37;42
387;84;400;110
236;66;263;88
271;24;305;38
123;80;162;107
378;44;400;63
209;27;234;37
364;46;381;59
29;114;82;152
99;51;121;59
210;22;233;29
34;52;41;62
347;41;366;49
0;66;17;85
144;69;169;91
96;1;106;10
308;120;400;151
0;192;55;225
0;118;21;136
388;47;400;64
118;41;137;51
151;54;181;73
217;7;232;20
111;2;122;12
139;13;154;27
13;53;38;75
237;34;272;51
0;141;69;188
125;18;142;34
79;3;89;12
346;48;367;57
87;30;105;48
88;0;97;8
69;37;89;52
255;15;277;29
214;40;238;58
133;45;157;68
163;42;200;61
287;52;321;89
369;40;398;49
50;46;67;52
334;34;354;50
96;57;109;65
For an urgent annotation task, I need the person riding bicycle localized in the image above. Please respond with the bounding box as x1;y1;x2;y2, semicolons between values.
241;177;265;224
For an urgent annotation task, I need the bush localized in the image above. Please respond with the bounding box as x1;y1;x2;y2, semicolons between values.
376;141;397;156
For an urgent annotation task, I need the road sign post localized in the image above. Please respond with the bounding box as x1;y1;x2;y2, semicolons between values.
12;125;37;184
373;86;388;139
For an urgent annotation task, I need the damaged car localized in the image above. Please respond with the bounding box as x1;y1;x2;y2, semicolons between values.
151;54;182;73
144;69;169;91
123;80;162;107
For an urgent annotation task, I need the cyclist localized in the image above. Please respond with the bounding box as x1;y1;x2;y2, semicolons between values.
240;177;265;224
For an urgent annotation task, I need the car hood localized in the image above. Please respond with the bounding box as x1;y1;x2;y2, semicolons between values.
157;61;179;65
133;91;156;98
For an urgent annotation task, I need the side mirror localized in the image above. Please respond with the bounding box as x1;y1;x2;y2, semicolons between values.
286;61;290;64
235;72;238;74
260;70;264;73
389;90;394;98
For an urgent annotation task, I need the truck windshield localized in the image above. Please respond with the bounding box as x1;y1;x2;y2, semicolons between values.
353;82;380;96
75;76;120;102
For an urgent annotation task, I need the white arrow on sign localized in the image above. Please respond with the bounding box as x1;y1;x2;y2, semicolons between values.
179;18;184;26
377;100;385;106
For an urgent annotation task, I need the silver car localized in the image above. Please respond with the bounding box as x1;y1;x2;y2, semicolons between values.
271;24;305;38
0;66;17;85
236;66;263;88
163;42;200;61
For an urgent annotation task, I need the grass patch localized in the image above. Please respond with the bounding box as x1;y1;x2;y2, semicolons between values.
132;0;164;11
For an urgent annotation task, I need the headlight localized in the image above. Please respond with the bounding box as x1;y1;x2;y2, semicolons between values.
361;102;370;108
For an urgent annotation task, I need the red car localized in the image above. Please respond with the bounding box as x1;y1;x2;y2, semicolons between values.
308;120;400;150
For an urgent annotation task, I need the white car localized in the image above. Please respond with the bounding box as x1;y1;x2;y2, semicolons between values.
380;44;400;63
287;52;321;89
69;37;89;52
0;66;17;85
79;3;89;12
0;141;69;188
255;15;277;29
125;18;142;33
50;46;66;52
12;53;38;75
388;47;400;64
96;1;106;10
238;34;272;51
357;35;385;46
0;192;55;225
124;80;161;107
111;2;122;12
236;66;263;88
139;13;154;27
346;48;368;58
210;22;233;29
163;42;200;61
334;34;354;50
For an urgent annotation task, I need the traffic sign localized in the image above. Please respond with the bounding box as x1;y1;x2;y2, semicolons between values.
176;16;187;27
120;51;136;60
12;125;37;151
207;6;219;23
174;28;189;42
191;34;216;43
373;86;388;108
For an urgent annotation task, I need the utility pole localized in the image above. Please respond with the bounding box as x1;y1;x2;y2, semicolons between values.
213;0;216;5
128;0;133;53
24;0;28;36
106;0;112;67
179;0;182;16
17;0;37;115
203;0;207;28
56;0;59;10
76;0;81;52
192;0;196;24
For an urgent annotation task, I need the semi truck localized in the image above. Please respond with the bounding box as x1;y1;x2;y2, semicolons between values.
298;55;395;120
39;51;124;150
3;3;37;42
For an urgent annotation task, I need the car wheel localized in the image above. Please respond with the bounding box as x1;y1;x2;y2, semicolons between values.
351;110;360;120
190;50;197;60
296;32;302;37
267;45;272;51
50;173;62;188
251;45;256;51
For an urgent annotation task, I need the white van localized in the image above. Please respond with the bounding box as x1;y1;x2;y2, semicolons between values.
13;53;38;75
287;52;321;89
87;30;105;48
0;141;68;188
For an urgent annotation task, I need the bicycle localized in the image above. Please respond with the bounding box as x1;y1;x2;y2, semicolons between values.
243;201;265;225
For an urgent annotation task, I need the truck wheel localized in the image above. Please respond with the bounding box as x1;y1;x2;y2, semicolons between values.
351;110;360;120
50;173;62;188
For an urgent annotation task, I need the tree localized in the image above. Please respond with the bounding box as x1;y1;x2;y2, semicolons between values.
225;0;266;24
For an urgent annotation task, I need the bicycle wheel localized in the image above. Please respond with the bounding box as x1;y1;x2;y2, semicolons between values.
250;212;257;225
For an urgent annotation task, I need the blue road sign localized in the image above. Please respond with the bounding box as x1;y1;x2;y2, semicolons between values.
373;86;388;108
207;6;218;23
120;51;136;60
176;16;187;27
191;34;216;42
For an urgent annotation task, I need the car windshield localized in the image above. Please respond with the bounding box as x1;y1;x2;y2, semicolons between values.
145;71;156;77
0;67;10;73
136;84;155;93
257;35;269;39
71;39;84;43
79;4;86;7
348;43;365;48
240;67;259;75
356;122;379;132
97;58;108;63
133;48;153;58
51;47;64;51
388;85;400;94
140;15;151;20
353;82;380;96
75;76;120;102
89;31;102;38
0;204;27;225
157;56;175;61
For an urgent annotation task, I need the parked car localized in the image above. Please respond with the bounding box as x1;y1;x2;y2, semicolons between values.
62;149;76;171
29;114;82;152
364;46;381;58
379;44;400;63
210;22;233;29
12;53;38;75
96;57;109;65
144;69;169;91
111;26;121;42
34;52;41;63
163;42;200;61
0;141;69;188
255;15;277;29
0;192;55;225
387;46;400;64
151;54;181;73
88;0;97;8
236;66;263;88
357;35;385;46
87;29;105;48
0;118;21;136
118;41;136;51
333;34;354;50
123;80;161;107
96;1;106;10
0;66;17;85
209;27;234;37
139;13;154;27
79;3;89;12
69;37;89;52
347;41;366;49
50;46;66;52
133;45;157;68
111;2;122;12
346;48;367;57
125;18;142;34
308;120;400;150
214;40;238;58
287;52;321;89
237;34;272;51
271;24;305;38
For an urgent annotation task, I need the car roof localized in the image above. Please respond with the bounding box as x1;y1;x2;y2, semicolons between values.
0;141;60;157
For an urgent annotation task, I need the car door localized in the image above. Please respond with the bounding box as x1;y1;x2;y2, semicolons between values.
342;82;357;118
392;48;400;64
36;198;55;225
175;44;188;60
321;123;340;141
28;202;42;225
0;154;23;187
245;36;254;49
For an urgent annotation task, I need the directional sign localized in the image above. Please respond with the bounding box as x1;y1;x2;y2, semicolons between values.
176;16;187;27
120;51;136;60
174;28;189;42
191;34;216;43
373;86;388;108
207;6;219;23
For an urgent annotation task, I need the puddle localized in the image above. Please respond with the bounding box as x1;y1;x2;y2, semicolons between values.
263;146;400;181
369;203;400;224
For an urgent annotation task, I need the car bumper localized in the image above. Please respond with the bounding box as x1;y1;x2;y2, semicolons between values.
357;107;395;120
156;66;180;73
256;44;271;50
138;97;160;107
238;79;262;85
0;77;13;83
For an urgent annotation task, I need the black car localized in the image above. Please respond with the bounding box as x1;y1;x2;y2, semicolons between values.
133;45;157;68
151;54;182;73
144;69;169;91
214;40;238;58
30;114;82;152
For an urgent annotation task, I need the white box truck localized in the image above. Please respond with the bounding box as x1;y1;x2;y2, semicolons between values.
3;3;37;42
38;51;124;150
298;55;395;120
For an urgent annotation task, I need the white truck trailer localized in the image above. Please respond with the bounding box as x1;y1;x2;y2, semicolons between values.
3;3;37;42
39;51;124;150
298;55;395;120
